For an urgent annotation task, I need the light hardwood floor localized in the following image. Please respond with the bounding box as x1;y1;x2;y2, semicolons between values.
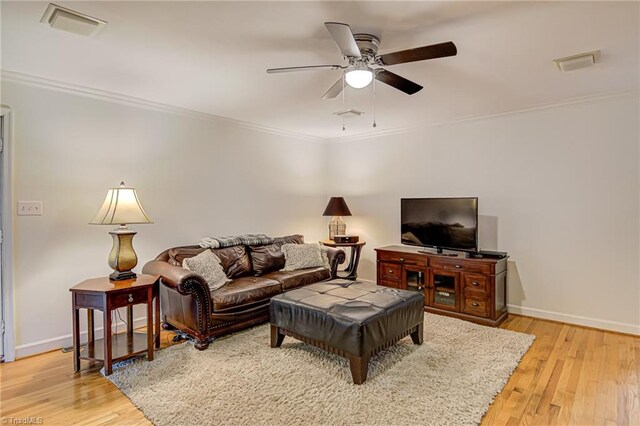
1;315;638;425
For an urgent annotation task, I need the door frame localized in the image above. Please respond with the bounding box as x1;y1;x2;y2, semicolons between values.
1;106;15;362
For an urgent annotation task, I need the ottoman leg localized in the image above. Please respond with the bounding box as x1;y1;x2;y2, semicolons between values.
410;322;424;345
270;325;285;348
349;354;370;385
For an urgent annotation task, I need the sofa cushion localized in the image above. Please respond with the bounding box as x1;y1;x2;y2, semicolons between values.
263;267;331;291
168;246;207;266
168;245;252;279
211;245;252;278
249;234;304;276
210;276;281;311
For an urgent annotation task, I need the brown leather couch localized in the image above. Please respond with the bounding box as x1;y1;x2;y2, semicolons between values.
142;235;345;349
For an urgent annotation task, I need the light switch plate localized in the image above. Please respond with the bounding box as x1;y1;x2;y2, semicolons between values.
17;201;43;216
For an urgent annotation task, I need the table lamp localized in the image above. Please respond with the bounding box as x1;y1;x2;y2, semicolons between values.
90;182;153;281
322;197;352;240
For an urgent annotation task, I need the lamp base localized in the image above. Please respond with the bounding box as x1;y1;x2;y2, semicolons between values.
328;216;346;241
109;270;137;281
108;227;139;282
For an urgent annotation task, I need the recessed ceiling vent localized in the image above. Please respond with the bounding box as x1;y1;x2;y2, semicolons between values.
40;3;107;37
333;108;365;119
554;50;601;72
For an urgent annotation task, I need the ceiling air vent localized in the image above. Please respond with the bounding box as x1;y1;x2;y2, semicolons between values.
333;108;365;119
554;50;601;72
40;3;107;37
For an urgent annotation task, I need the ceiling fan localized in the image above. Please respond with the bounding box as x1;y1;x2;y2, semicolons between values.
266;22;457;99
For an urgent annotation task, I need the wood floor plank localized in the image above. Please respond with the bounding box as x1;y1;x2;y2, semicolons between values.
1;317;638;426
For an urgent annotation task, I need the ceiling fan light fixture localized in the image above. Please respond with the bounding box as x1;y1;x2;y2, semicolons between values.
345;64;373;89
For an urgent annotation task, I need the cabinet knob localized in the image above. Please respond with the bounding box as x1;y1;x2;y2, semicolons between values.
128;294;133;303
471;302;480;307
472;281;480;286
400;258;405;262
455;264;462;269
388;270;394;273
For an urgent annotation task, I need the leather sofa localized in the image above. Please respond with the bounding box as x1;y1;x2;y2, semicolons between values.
142;235;345;349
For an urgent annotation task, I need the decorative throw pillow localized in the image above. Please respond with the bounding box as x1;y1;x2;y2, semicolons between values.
320;245;331;269
182;250;231;291
282;243;326;271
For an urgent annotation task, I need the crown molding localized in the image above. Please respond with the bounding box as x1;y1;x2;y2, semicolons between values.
326;88;640;143
2;69;637;144
0;70;323;143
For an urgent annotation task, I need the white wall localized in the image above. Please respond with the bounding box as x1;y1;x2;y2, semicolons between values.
327;94;640;334
2;80;328;357
4;80;639;360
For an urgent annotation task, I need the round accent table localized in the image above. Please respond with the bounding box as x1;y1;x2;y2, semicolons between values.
321;240;366;280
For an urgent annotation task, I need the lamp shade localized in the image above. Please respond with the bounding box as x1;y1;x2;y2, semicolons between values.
322;197;352;217
90;182;153;225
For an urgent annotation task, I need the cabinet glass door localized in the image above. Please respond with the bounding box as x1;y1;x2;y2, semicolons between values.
403;265;425;301
429;269;458;311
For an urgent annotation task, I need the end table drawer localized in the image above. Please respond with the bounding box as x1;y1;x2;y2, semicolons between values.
111;290;148;309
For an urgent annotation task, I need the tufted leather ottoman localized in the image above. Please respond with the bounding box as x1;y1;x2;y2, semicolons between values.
269;279;424;384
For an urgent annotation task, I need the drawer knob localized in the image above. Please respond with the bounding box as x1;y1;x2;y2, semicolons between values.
128;294;133;303
472;281;480;286
455;264;462;269
471;302;480;307
400;258;405;262
388;270;394;273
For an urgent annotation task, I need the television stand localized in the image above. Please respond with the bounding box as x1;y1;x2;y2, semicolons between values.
375;245;509;327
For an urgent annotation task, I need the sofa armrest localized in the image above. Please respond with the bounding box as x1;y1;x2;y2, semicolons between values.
142;260;209;296
325;247;346;279
142;260;213;336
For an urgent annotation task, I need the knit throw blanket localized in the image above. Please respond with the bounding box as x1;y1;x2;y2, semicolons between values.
199;234;274;249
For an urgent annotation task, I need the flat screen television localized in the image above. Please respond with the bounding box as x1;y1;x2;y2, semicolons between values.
401;197;478;253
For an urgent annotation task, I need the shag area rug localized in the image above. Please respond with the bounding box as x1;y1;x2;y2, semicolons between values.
107;313;534;426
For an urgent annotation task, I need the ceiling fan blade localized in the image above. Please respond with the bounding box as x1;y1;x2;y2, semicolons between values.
266;65;342;74
322;77;344;99
375;69;423;95
324;22;362;59
377;41;457;66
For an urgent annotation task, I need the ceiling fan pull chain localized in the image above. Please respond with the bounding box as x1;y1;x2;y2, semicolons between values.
372;75;377;128
342;74;346;131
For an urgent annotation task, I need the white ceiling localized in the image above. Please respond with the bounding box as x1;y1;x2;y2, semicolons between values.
2;1;639;138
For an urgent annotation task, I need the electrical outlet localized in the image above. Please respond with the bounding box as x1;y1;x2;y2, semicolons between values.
17;201;43;216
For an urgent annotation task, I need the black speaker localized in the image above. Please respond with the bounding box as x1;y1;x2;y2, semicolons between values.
333;235;359;243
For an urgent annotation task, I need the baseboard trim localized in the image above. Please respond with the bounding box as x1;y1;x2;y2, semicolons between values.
14;317;148;359
507;304;640;336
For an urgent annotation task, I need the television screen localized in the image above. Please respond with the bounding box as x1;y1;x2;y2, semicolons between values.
401;197;478;252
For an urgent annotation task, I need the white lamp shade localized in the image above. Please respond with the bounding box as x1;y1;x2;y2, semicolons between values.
345;69;373;89
90;184;152;225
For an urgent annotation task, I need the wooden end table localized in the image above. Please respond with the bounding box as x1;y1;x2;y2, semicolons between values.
321;240;366;280
70;274;160;375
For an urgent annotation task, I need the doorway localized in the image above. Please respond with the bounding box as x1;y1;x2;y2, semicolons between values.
0;108;14;362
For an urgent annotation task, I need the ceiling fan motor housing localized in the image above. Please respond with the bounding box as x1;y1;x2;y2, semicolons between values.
353;34;380;63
